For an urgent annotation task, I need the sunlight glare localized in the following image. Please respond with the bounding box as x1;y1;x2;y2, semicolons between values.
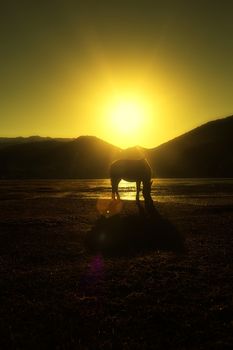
111;100;144;134
103;93;153;148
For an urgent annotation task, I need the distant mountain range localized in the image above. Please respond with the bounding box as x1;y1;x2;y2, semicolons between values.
0;136;120;179
0;115;232;178
0;136;74;149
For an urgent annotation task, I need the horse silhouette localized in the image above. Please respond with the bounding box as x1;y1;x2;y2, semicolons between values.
110;158;153;202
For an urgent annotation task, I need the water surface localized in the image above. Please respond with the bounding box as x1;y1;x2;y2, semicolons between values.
1;178;233;206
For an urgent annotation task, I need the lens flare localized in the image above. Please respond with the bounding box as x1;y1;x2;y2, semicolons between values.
96;198;123;217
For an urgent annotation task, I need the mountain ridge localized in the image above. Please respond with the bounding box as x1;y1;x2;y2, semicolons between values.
0;115;232;178
147;115;233;177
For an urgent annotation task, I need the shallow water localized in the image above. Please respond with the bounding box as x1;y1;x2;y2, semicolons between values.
1;178;233;206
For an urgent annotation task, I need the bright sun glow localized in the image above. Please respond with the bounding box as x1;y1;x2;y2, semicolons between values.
111;100;144;134
103;94;153;148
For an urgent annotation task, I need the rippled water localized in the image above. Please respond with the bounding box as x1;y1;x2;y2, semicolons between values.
1;178;233;206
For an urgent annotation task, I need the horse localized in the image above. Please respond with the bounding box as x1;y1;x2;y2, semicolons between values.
110;158;153;202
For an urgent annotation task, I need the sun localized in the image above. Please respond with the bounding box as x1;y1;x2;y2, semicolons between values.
103;94;152;147
111;100;144;134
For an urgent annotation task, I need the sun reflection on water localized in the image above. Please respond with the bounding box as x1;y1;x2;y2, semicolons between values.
117;180;137;200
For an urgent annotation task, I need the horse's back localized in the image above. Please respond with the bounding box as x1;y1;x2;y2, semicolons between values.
110;159;151;181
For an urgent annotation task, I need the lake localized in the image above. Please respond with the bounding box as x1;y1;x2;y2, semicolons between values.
1;178;233;206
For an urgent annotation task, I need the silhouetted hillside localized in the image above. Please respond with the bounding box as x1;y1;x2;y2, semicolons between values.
0;136;73;149
0;115;233;178
147;115;233;177
117;146;147;160
0;136;120;179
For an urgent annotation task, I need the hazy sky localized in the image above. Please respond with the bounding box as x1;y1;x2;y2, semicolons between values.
1;0;232;148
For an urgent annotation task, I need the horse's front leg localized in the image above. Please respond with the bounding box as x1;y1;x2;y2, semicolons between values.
111;178;120;200
136;181;141;202
111;178;116;200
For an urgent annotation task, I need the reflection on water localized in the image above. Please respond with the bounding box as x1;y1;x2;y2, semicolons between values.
1;178;233;206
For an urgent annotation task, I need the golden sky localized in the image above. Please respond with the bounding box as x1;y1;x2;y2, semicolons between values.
0;1;233;148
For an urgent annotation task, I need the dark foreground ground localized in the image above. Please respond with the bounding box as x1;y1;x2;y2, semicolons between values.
0;196;233;349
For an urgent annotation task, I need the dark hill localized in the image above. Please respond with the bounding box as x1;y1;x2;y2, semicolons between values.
0;115;233;178
0;136;73;150
0;136;120;179
147;115;233;177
